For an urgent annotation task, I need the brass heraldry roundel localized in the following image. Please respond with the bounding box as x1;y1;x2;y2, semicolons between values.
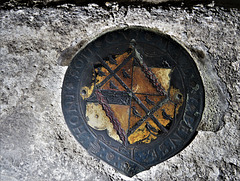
61;27;204;176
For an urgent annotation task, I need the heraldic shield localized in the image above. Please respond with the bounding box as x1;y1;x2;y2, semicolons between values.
61;27;204;177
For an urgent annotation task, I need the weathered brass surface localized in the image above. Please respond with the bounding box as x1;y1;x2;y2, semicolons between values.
62;27;204;176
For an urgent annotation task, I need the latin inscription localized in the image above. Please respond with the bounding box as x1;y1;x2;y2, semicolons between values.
61;28;204;177
88;141;101;154
158;120;192;159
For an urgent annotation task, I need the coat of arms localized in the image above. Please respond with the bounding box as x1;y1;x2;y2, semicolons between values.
62;27;204;176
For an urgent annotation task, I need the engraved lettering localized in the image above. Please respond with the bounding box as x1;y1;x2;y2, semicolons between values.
169;132;183;148
178;121;191;136
65;101;77;113
147;149;158;162
65;95;75;102
74;58;86;69
183;115;194;131
69;116;79;126
88;141;101;154
136;149;158;163
65;82;74;90
73;124;87;136
159;142;171;159
81;48;94;61
68;67;80;79
186;97;198;115
61;28;205;177
179;62;193;77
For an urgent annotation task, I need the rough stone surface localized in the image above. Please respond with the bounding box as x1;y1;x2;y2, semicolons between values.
0;3;239;181
0;0;188;7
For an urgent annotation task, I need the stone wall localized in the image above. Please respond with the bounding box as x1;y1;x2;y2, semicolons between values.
0;2;239;180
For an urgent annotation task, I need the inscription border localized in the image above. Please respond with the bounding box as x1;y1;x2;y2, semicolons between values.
61;27;204;177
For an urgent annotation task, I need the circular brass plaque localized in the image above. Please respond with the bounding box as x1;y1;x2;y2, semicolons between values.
62;27;204;176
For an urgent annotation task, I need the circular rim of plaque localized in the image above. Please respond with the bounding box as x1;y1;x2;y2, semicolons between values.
61;27;205;177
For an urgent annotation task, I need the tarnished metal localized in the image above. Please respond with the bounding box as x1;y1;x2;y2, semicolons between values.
61;27;204;177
